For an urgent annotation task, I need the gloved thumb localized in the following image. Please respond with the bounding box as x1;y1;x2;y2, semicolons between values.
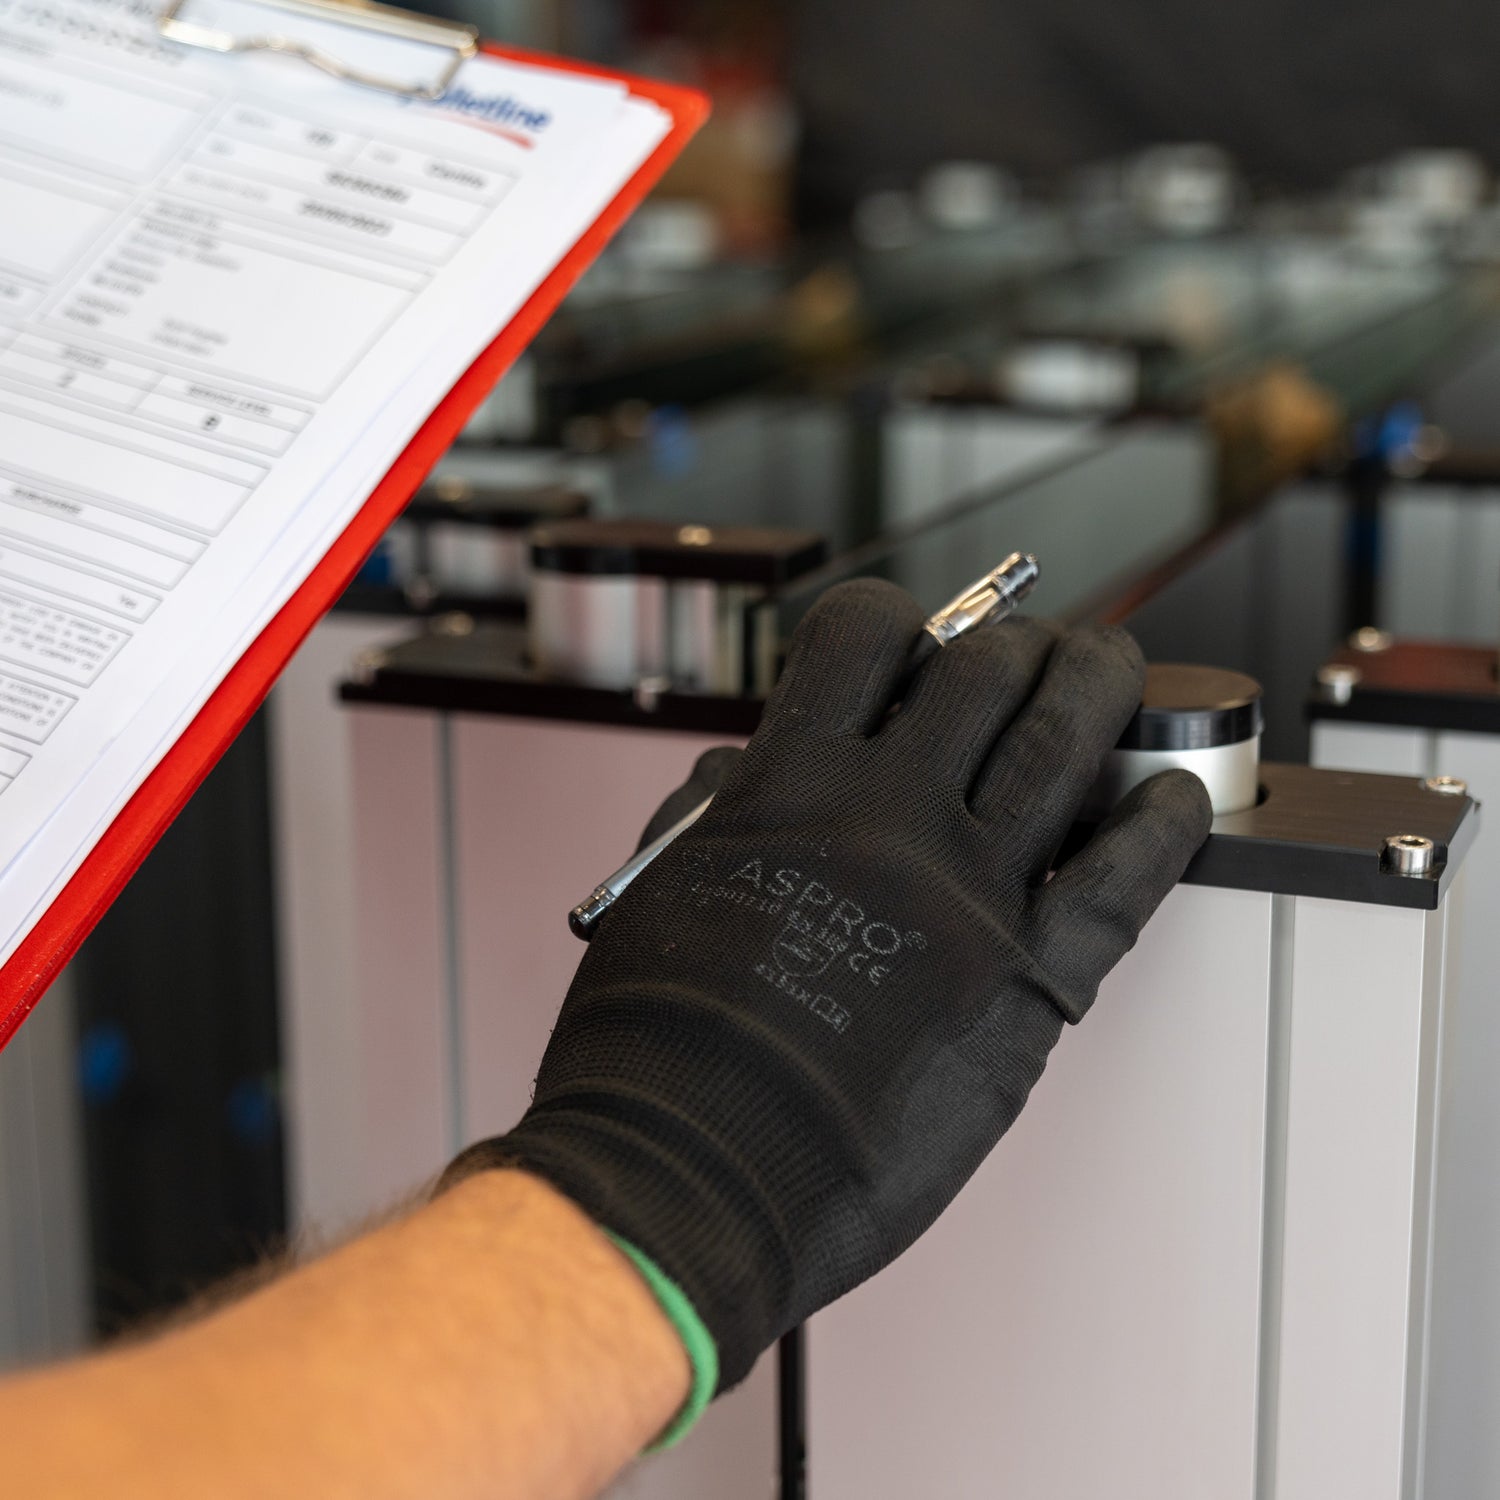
635;746;744;852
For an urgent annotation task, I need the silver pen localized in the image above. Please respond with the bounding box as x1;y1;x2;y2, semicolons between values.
568;552;1041;939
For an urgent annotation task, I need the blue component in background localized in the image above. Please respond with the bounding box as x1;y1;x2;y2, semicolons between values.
226;1075;281;1148
78;1022;133;1106
649;405;699;478
1354;400;1427;464
356;538;395;585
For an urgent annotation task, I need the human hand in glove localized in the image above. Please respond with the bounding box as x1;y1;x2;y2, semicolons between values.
441;578;1212;1436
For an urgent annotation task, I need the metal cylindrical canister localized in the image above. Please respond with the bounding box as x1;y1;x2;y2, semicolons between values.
666;578;720;692
529;572;667;690
410;479;590;604
381;519;421;588
528;519;827;694
427;523;529;597
995;340;1140;415
1090;663;1263;817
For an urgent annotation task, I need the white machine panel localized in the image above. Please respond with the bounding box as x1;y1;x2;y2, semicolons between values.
345;705;776;1500
269;616;413;1236
1312;717;1500;1497
449;714;746;1148
1311;721;1430;777
808;877;1455;1499
339;700;1469;1500
450;714;776;1500
1379;484;1500;644
347;707;451;1218
1273;897;1445;1500
808;883;1275;1499
1425;731;1500;1500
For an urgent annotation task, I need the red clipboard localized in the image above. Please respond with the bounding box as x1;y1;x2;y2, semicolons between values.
0;45;708;1047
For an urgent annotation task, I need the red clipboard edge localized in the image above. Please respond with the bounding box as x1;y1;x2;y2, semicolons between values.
0;48;708;1046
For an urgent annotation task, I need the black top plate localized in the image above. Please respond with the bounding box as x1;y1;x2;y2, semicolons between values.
344;634;1476;909
1307;640;1500;736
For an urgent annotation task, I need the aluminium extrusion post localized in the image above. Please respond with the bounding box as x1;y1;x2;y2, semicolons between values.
343;703;773;1500
338;669;1471;1498
1309;638;1500;1499
806;763;1472;1500
266;614;416;1239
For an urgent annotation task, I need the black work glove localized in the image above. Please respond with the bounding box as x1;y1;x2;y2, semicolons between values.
444;579;1211;1394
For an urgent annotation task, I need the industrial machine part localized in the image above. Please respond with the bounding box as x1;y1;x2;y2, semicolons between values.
527;518;826;694
388;479;590;607
995;338;1141;415
1307;634;1500;1498
334;631;1477;1496
567;554;1041;940
1090;662;1263;816
810;762;1473;1498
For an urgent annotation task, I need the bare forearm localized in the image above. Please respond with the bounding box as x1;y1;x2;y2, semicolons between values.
0;1171;689;1500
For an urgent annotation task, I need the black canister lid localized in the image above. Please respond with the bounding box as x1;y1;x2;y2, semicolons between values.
408;481;590;528
530;518;827;586
1116;663;1264;751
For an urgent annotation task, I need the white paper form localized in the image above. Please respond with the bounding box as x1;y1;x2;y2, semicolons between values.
0;92;671;970
0;0;671;963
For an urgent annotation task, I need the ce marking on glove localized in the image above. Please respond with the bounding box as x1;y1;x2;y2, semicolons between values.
728;859;927;983
709;858;928;1036
771;907;925;986
674;852;928;1033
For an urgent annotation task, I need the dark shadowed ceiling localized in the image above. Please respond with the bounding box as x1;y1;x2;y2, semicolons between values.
791;0;1498;222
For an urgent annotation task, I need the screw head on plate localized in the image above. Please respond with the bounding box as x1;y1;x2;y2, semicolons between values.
1424;775;1468;797
350;648;389;685
1316;663;1362;704
1383;833;1436;876
634;674;673;712
404;575;437;609
1350;626;1394;653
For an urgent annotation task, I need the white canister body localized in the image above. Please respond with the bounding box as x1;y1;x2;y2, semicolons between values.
1092;735;1260;818
1089;663;1263;818
528;572;666;690
428;523;529;598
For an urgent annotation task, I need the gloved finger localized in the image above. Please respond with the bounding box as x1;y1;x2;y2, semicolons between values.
969;624;1147;872
880;617;1059;790
762;578;926;738
636;745;744;851
1030;769;1213;1021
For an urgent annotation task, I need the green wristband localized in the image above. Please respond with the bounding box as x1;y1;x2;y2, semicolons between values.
604;1232;719;1451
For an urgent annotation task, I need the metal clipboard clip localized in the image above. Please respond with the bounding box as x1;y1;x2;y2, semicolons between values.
158;0;479;100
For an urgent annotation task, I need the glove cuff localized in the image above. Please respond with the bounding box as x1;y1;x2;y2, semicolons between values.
438;1118;790;1393
435;1147;719;1445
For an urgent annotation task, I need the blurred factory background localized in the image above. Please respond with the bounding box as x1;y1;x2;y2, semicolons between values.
10;3;1500;1492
